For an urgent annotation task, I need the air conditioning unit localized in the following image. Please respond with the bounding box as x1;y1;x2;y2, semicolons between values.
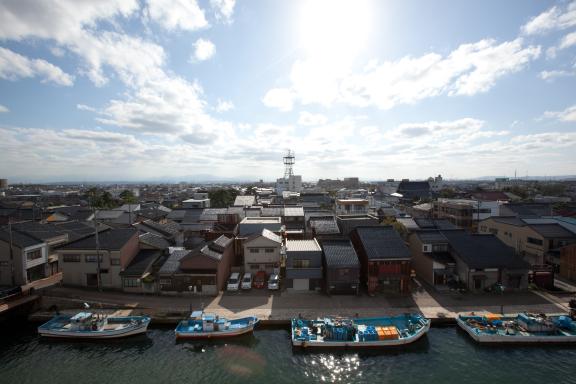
422;244;432;253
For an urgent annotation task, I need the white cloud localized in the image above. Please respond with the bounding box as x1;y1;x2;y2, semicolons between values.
544;104;576;122
0;104;8;113
210;0;236;23
215;99;234;112
262;88;294;112
559;31;576;50
264;38;540;111
298;112;328;126
146;0;208;31
539;70;574;81
394;118;485;138
0;47;74;86
77;104;96;112
192;38;216;62
521;1;576;35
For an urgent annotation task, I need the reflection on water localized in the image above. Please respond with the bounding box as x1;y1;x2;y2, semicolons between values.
1;326;576;384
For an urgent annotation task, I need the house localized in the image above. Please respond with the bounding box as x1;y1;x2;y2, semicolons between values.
182;198;210;209
238;217;283;237
120;249;163;293
396;180;431;202
441;231;529;291
283;206;305;232
351;226;412;294
479;217;576;267
243;229;283;274
499;203;553;218
433;198;499;230
0;227;47;286
309;216;341;240
134;219;182;246
285;239;322;291
335;199;369;215
322;240;360;295
58;228;139;289
408;231;456;289
560;243;576;282
157;235;234;295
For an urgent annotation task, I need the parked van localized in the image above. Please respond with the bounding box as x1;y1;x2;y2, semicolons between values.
227;272;241;291
241;272;253;290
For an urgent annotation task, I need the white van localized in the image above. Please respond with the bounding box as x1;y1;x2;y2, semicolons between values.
241;272;253;290
227;272;240;291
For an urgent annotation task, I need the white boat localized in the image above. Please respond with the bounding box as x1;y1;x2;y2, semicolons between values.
175;311;259;340
457;312;576;344
38;312;151;339
291;314;430;348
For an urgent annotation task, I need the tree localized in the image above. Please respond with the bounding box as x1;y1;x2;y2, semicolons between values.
119;189;137;204
86;188;117;209
208;188;239;208
245;186;257;195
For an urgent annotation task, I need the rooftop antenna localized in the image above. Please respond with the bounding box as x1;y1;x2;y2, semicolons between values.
283;150;295;179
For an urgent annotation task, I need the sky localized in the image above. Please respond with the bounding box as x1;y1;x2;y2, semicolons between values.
0;0;575;183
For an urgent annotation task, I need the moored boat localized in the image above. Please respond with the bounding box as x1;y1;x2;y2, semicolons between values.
291;313;430;348
457;312;576;344
175;311;259;340
38;311;151;339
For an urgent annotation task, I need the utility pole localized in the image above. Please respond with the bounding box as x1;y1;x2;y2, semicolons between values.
8;218;16;286
90;194;102;292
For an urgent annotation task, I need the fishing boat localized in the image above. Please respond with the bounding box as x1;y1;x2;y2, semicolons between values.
457;312;576;344
38;311;151;339
175;311;259;340
291;313;430;348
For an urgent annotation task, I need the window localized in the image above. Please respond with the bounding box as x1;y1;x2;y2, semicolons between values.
293;259;311;268
489;228;498;235
265;248;275;253
248;248;259;253
123;278;140;288
110;258;121;266
26;250;42;261
160;279;172;287
85;254;104;263
527;237;543;246
63;254;81;262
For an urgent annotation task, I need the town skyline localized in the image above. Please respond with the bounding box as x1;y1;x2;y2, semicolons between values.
1;0;576;181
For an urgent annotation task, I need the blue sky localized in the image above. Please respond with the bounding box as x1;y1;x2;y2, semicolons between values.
0;0;575;182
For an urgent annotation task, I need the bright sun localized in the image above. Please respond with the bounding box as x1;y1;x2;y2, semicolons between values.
298;0;374;61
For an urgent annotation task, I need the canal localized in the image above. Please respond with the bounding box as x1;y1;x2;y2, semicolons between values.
1;324;575;383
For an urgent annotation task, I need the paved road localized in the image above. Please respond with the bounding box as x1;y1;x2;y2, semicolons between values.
38;285;573;321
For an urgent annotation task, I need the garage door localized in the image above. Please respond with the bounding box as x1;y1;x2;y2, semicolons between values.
293;278;309;290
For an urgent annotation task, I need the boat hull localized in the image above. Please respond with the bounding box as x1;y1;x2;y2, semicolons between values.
38;316;151;339
292;316;430;348
456;315;576;344
175;317;258;340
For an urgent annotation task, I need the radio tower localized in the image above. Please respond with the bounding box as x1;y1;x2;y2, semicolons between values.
283;150;295;179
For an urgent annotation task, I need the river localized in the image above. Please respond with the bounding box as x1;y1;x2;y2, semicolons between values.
1;324;575;384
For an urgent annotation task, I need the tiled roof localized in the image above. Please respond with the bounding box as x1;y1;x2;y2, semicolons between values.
200;245;223;261
414;218;459;230
0;227;44;248
284;206;304;217
286;239;321;252
139;232;170;250
211;234;233;251
261;207;284;217
322;240;359;267
59;228;137;251
354;226;411;260
337;215;379;236
234;195;256;206
415;231;448;244
529;224;575;238
158;249;191;274
441;231;528;269
199;208;227;222
120;250;162;277
310;217;340;235
261;228;282;244
489;216;526;226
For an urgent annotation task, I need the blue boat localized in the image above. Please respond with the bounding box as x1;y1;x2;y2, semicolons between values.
38;312;151;339
291;313;430;348
457;312;576;344
175;311;259;340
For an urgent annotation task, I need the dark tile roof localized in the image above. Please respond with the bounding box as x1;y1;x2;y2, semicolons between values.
310;217;340;235
139;232;170;250
261;207;284;217
0;227;44;248
211;234;233;251
200;208;228;222
414;218;459;230
158;249;191;274
440;231;528;270
120;250;162;277
489;216;526;226
137;219;180;237
322;240;360;267
354;226;411;260
11;222;67;241
471;191;510;201
530;224;575;238
59;228;137;251
137;208;169;221
53;221;100;241
415;231;448;244
501;203;553;218
337;215;379;236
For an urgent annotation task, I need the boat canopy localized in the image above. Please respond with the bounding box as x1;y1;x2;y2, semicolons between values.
71;312;92;321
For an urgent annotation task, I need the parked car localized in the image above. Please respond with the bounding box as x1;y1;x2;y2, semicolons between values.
227;272;241;291
253;271;267;289
241;272;253;290
268;273;280;290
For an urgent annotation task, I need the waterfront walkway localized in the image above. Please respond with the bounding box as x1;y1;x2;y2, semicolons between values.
34;284;574;323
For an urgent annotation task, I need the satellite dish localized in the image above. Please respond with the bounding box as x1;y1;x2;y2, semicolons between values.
83;303;90;309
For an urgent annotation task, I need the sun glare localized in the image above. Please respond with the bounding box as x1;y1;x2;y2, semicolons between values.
298;0;374;61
